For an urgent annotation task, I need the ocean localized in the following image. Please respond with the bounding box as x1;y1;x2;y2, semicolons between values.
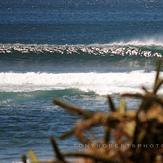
0;0;163;162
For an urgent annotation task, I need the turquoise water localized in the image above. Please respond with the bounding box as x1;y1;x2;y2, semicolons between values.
0;89;141;162
0;0;163;162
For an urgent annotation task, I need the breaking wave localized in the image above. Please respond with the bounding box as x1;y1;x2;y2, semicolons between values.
0;41;163;58
0;71;162;95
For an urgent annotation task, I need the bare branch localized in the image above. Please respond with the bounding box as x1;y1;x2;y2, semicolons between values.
53;99;93;119
50;137;66;162
107;95;116;112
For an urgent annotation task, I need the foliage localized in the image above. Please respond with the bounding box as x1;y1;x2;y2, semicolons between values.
21;61;163;163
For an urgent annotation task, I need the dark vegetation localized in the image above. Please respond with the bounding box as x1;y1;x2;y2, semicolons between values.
21;60;163;163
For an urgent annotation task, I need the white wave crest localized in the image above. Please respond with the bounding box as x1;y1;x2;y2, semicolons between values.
0;42;162;57
0;71;162;95
109;38;163;46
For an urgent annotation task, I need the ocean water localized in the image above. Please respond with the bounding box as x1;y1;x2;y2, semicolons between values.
0;0;163;162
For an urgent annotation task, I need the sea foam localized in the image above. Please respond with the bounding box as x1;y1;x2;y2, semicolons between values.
0;71;162;95
0;43;162;57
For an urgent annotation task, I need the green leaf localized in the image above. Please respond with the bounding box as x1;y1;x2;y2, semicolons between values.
124;121;136;137
137;129;146;143
118;99;126;114
28;150;39;163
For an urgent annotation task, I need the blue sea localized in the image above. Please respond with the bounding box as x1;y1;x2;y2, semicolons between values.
0;0;163;162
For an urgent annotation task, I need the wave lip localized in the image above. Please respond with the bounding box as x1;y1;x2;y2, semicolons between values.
109;38;163;46
0;71;162;95
0;43;162;57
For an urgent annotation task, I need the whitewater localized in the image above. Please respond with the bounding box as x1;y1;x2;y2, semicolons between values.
1;1;163;162
0;71;162;95
0;39;163;58
0;40;163;95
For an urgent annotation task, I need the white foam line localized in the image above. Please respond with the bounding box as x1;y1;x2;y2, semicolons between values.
0;43;162;57
0;71;162;95
107;38;163;46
